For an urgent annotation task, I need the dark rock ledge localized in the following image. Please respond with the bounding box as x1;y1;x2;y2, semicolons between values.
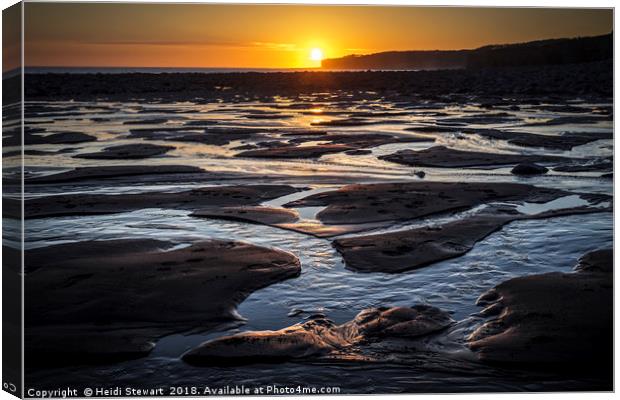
468;249;612;378
25;239;301;366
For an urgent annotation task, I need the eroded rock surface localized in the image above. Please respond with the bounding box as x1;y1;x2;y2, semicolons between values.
183;305;454;366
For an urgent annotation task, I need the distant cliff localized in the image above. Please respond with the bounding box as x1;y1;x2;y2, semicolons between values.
321;33;612;70
322;50;468;70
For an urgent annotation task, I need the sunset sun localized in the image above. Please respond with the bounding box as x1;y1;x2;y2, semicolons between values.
310;48;324;62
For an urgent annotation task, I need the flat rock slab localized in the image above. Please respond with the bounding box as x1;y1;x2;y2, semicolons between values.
26;239;301;366
345;149;373;156
334;214;514;273
22;185;303;219
237;144;356;159
5;148;75;157
333;202;610;273
182;305;454;366
468;249;612;374
379;146;569;168
129;127;264;146
468;129;612;151
74;143;175;159
280;130;328;137
525;115;611;126
236;133;432;159
427;128;613;151
123;118;169;125
191;206;378;238
25;132;97;145
553;159;613;172
310;117;405;127
440;112;520;125
324;133;433;147
242;113;294;119
284;181;567;225
21;165;206;184
191;206;299;225
406;125;459;134
190;182;573;239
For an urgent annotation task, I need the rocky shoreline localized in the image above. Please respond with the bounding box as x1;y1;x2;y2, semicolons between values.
13;62;613;392
22;61;612;102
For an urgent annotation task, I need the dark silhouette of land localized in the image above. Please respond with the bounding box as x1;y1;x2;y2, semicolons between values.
321;33;612;70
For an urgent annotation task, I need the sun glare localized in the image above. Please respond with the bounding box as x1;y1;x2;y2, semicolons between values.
310;48;324;62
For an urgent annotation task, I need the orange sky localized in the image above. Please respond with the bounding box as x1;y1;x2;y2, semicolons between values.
23;4;612;69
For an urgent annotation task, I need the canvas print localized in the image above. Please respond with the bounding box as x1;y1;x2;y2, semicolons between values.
2;2;614;396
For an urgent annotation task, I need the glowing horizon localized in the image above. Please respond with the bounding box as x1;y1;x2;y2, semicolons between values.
23;4;612;69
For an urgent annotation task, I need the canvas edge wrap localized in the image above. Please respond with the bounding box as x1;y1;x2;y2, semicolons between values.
2;1;24;398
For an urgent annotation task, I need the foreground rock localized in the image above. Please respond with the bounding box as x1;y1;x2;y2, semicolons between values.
379;146;568;168
20;185;303;219
333;200;610;273
73;143;175;159
468;249;612;376
183;305;454;366
26;239;301;366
